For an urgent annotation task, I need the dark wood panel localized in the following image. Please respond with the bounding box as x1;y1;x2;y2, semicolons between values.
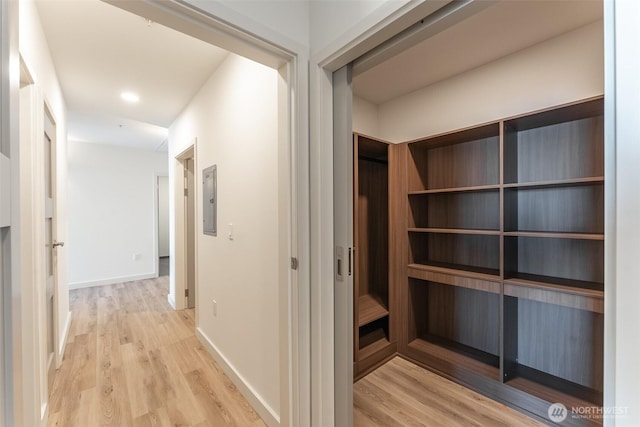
517;299;604;391
504;184;604;234
357;157;389;302
409;233;500;273
389;143;408;349
409;134;499;191
505;237;604;286
425;282;500;356
506;97;604;132
504;115;604;184
406;338;500;380
409;190;500;230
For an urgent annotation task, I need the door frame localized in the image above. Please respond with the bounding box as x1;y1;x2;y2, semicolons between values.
318;2;620;426
172;143;197;311
102;3;309;426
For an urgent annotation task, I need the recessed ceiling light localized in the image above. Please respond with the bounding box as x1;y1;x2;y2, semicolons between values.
121;92;140;103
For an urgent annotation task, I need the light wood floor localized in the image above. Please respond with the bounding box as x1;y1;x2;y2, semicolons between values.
47;277;265;427
50;277;544;427
354;357;546;427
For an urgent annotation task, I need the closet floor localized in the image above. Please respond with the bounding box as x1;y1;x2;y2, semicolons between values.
354;357;545;426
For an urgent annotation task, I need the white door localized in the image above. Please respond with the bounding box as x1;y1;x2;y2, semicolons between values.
43;107;58;389
333;64;354;426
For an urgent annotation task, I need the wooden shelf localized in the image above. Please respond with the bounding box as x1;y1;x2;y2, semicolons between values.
504;281;604;313
408;184;500;195
408;262;500;281
358;294;389;327
503;231;604;240
504;272;603;293
359;335;391;360
408;264;500;294
407;338;499;380
409;227;500;236
503;176;604;189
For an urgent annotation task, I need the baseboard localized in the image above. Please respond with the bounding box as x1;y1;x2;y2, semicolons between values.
57;311;72;368
195;327;280;427
69;272;156;289
167;293;176;309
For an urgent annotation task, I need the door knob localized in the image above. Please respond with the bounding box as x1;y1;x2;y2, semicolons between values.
53;241;64;248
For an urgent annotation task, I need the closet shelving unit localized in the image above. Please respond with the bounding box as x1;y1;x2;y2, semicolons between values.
353;134;399;379
353;97;605;425
405;122;503;382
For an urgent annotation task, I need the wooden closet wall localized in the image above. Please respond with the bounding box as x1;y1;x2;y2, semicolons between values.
353;97;605;425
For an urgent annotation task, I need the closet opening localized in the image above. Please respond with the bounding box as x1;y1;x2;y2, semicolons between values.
338;1;606;425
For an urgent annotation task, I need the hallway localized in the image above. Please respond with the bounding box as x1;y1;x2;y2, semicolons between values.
47;277;265;426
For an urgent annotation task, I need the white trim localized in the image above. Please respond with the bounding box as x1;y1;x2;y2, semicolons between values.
167;293;176;310
68;273;157;290
56;311;71;369
196;327;280;427
172;142;196;311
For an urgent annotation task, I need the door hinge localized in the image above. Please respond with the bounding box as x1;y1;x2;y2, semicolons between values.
184;188;188;196
290;257;298;270
185;289;189;297
348;247;352;276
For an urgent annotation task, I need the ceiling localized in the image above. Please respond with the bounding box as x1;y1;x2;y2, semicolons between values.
353;0;603;105
36;0;230;151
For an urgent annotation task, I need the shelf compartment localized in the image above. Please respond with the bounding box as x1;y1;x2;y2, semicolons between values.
504;236;604;292
359;316;390;356
409;232;500;277
503;295;603;406
504;99;604;184
407;337;500;381
408;190;499;230
504;184;603;234
407;278;500;380
408;264;500;294
358;294;389;327
408;123;499;191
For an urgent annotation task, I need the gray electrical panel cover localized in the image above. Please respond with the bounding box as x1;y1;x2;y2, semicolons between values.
203;165;217;236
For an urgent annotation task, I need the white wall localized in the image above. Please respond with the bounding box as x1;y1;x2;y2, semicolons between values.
169;53;281;423
352;95;379;136
610;0;640;424
377;21;604;142
67;141;168;288
158;176;169;257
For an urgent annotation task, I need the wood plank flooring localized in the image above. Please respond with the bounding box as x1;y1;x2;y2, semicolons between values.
51;277;545;426
354;357;546;427
47;277;265;427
